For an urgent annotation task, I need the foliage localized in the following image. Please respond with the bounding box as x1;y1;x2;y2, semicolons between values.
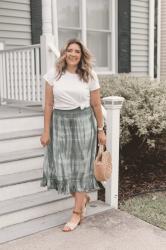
99;74;166;150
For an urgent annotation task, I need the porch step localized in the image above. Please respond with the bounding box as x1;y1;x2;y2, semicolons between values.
0;190;70;216
0;199;110;245
0;128;43;141
0;148;44;201
0;129;43;154
0;156;43;176
0;114;43;133
0;195;73;229
0;167;46;201
0;180;47;201
0;191;97;229
0;169;42;188
0;104;43;119
0;147;44;164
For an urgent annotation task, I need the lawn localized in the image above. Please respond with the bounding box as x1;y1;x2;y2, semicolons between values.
119;191;166;230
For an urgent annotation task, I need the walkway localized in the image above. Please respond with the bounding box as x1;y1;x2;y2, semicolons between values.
0;208;165;250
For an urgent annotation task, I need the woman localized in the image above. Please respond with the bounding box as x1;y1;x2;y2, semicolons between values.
40;38;106;232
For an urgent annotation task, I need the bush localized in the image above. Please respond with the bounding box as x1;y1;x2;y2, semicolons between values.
99;74;166;152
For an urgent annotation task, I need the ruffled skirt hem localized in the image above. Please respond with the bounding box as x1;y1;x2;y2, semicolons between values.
40;175;100;195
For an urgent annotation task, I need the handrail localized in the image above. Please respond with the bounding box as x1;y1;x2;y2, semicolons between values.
0;44;40;54
0;44;41;102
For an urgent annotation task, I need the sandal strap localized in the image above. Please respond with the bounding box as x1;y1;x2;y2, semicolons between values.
73;210;81;215
85;195;90;206
64;222;77;230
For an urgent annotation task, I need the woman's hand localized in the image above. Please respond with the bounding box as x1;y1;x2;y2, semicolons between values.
97;130;106;145
40;132;51;147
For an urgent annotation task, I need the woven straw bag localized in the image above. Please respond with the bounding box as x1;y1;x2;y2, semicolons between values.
93;144;112;182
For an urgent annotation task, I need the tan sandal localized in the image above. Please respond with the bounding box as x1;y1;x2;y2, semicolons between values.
62;210;82;232
81;194;90;221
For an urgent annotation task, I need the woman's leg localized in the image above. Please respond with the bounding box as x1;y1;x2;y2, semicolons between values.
70;192;75;197
74;192;86;211
63;191;86;231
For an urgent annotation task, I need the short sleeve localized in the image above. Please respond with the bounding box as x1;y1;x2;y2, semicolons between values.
88;70;100;91
42;67;57;86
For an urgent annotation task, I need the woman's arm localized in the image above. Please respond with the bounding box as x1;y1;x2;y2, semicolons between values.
40;82;54;146
43;82;54;133
90;89;106;145
90;89;103;128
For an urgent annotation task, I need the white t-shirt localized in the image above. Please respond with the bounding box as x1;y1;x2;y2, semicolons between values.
42;68;100;110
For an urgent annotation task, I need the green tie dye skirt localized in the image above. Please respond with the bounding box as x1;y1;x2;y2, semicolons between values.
40;106;101;194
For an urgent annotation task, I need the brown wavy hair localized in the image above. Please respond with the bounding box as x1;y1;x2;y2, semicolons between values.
55;38;95;83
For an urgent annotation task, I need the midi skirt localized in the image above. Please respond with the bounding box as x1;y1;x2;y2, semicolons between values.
40;106;101;195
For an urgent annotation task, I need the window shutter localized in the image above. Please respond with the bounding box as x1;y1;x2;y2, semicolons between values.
118;0;131;73
30;0;42;44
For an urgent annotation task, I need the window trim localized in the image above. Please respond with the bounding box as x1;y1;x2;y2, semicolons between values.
58;26;81;31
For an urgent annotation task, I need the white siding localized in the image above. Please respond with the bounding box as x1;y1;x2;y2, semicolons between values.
131;0;149;76
160;0;166;79
0;0;31;49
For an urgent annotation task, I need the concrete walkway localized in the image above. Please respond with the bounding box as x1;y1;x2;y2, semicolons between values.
0;209;166;250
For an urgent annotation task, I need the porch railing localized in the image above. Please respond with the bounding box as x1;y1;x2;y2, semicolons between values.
0;44;41;103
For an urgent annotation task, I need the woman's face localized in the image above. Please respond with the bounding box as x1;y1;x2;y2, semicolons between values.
65;43;82;67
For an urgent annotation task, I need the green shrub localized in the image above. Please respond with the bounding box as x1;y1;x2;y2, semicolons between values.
99;74;166;151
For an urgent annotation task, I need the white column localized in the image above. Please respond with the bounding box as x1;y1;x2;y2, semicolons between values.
157;0;161;81
102;96;125;208
41;0;55;109
149;0;155;79
42;0;52;35
40;35;56;110
52;0;59;50
41;0;54;73
0;42;5;105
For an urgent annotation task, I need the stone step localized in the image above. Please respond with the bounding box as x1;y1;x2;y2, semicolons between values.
0;200;110;244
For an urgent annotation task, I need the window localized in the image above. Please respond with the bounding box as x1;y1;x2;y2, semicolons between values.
57;0;81;48
87;0;111;69
56;0;116;73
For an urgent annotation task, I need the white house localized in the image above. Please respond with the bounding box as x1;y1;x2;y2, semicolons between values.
0;0;161;79
0;0;162;244
159;0;166;79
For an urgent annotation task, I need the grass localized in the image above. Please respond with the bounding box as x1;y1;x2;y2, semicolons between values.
119;191;166;230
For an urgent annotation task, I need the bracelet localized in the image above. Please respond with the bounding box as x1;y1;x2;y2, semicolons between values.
97;127;104;131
